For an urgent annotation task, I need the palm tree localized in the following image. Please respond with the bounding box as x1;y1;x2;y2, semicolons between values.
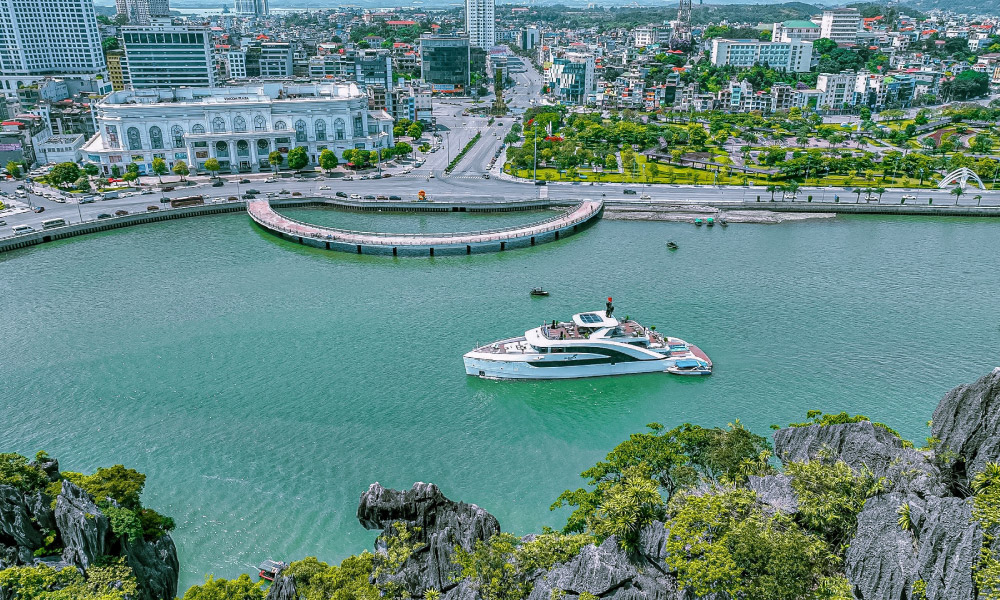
766;184;778;201
951;185;964;205
784;181;800;200
853;187;863;203
875;186;886;203
973;463;1000;495
975;194;983;206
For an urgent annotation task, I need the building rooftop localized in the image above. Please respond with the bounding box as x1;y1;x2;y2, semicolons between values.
99;83;364;107
782;20;819;28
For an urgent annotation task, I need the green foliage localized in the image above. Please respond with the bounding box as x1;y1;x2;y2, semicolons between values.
785;457;885;551
974;463;1000;599
589;465;663;552
0;561;138;600
665;487;841;600
406;122;423;139
393;142;413;157
788;411;911;447
74;465;145;510
103;505;142;544
150;158;167;179
284;554;379;600
203;158;220;175
552;422;773;538
286;147;309;171
181;574;266;600
0;453;49;492
445;133;482;173
453;531;593;600
49;162;81;186
319;149;339;173
912;579;928;600
172;162;189;178
6;161;22;177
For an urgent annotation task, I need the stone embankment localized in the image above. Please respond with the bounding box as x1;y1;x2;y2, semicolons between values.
266;369;1000;600
604;203;836;223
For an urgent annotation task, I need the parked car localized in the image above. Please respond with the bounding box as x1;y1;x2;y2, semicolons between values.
114;209;129;216
623;189;637;195
79;196;96;204
97;213;112;219
350;193;362;199
239;179;251;184
228;196;239;202
291;192;302;197
264;178;276;183
389;195;401;200
32;206;45;213
382;173;392;178
319;185;331;190
363;194;376;199
146;205;159;211
242;194;256;199
336;191;348;198
141;189;154;195
212;180;225;187
279;189;290;195
376;195;388;200
246;189;260;195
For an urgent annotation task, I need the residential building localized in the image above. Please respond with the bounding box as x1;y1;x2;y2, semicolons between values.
820;8;861;45
816;72;856;109
419;34;470;93
226;50;247;80
634;26;664;48
233;0;267;16
772;20;821;43
115;0;169;25
107;51;127;91
854;72;915;109
709;39;813;73
259;42;293;79
309;54;353;80
545;52;595;105
82;83;393;175
121;19;215;88
0;0;107;95
465;0;495;49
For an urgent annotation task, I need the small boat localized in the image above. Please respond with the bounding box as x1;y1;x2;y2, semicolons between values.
258;560;288;581
706;217;714;227
694;218;703;226
718;218;728;227
666;241;679;250
667;359;712;376
530;287;549;297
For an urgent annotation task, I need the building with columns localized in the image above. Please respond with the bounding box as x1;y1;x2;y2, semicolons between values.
82;82;393;175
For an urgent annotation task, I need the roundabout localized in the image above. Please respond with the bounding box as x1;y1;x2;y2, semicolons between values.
247;197;604;256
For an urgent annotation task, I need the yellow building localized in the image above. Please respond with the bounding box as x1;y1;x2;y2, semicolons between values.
107;50;126;91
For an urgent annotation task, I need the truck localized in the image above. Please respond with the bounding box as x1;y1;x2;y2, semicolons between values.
101;191;120;200
170;195;205;208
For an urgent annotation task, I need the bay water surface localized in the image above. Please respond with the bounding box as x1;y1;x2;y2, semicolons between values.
1;209;997;591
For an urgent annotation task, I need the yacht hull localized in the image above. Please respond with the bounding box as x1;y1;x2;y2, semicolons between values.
463;354;675;380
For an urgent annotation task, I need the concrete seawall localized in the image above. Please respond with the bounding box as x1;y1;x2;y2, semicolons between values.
248;198;604;256
625;200;1000;218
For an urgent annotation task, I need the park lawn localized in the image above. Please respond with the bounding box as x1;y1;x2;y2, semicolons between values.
882;119;915;132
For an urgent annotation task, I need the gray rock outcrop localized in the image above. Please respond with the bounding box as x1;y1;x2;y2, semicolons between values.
0;485;44;551
932;368;1000;486
55;481;111;570
358;482;501;595
265;574;297;600
123;533;180;600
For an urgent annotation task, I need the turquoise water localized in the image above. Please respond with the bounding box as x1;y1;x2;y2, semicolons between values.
276;207;558;233
1;212;998;592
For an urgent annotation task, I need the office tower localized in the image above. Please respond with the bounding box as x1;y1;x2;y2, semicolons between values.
419;34;470;93
0;0;106;93
115;0;170;25
465;0;495;49
121;18;215;88
820;8;861;45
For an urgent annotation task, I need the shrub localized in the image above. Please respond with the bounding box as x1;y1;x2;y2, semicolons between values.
181;574;265;600
0;453;48;493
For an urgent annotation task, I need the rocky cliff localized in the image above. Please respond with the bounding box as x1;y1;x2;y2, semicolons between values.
0;459;178;600
352;369;1000;600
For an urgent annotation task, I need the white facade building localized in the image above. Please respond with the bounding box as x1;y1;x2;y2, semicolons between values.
121;19;215;89
772;20;821;43
82;83;394;175
710;39;813;73
0;0;107;95
820;9;861;45
634;27;663;48
115;0;170;25
465;0;495;49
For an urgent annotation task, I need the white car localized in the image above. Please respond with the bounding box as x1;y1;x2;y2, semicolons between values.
350;193;362;199
901;194;916;201
264;177;277;183
319;185;331;190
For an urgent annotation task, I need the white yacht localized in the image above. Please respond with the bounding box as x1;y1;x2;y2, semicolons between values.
463;301;712;380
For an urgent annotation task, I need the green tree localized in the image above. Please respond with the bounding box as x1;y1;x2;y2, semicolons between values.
284;554;378;600
50;162;81;186
203;158;220;178
123;163;139;187
406;123;423;139
286;147;309;171
951;185;965;204
813;38;838;55
268;151;283;173
394;141;413;157
151;158;167;183
172;161;189;181
0;453;49;492
688;125;708;148
75;177;91;192
318;149;338;174
181;574;266;600
83;163;100;177
766;184;779;201
5;161;21;178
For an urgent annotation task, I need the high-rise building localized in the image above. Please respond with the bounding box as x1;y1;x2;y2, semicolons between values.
233;0;267;17
0;0;106;94
820;9;861;45
545;52;595;105
259;42;293;79
465;0;495;49
121;19;215;88
772;20;821;44
420;34;470;93
709;39;813;73
115;0;170;25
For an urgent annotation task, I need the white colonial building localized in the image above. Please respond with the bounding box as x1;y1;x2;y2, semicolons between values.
82;82;393;175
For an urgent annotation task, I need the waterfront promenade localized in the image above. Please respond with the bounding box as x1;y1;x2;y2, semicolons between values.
246;198;604;256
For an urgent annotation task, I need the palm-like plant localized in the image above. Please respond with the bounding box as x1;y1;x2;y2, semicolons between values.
951;185;965;205
766;184;778;201
972;462;1000;495
897;502;912;531
853;187;863;202
875;186;887;202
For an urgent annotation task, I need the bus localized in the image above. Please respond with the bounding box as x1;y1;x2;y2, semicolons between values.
170;196;204;208
41;218;67;229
